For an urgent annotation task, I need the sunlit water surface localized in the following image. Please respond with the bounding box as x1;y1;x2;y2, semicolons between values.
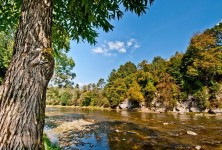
45;107;222;150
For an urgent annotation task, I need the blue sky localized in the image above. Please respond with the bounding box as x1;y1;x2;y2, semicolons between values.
68;0;222;86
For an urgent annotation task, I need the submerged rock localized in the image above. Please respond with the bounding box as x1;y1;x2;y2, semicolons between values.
126;131;136;134
195;145;201;150
187;131;197;136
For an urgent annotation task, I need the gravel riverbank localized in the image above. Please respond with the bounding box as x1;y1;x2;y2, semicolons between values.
45;116;109;149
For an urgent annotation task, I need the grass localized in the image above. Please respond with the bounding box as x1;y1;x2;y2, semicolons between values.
43;134;60;150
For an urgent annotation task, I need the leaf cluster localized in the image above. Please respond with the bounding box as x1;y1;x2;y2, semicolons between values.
0;31;13;84
1;0;154;53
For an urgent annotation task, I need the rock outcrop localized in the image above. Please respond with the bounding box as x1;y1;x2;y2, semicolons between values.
119;99;139;109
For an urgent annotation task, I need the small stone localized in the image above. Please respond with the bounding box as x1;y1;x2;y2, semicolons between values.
163;123;169;125
115;129;120;132
127;131;136;134
122;139;126;141
187;131;197;136
195;145;201;150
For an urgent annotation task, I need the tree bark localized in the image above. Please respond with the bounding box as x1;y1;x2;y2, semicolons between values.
0;0;53;149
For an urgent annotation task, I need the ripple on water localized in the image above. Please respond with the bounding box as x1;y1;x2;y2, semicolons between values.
44;107;222;150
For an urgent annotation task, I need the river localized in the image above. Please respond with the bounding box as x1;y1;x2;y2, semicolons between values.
45;107;222;150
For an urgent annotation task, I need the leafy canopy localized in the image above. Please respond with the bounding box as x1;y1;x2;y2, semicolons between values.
0;31;13;83
0;0;154;52
50;50;76;87
181;23;222;91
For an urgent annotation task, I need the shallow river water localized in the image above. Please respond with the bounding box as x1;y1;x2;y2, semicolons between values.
45;107;222;150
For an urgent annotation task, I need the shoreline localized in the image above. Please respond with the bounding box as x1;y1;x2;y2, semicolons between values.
46;105;112;111
46;105;222;116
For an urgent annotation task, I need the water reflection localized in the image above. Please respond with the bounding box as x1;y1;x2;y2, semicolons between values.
45;107;222;150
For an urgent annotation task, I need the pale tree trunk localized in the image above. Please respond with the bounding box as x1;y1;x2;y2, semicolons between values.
0;0;53;149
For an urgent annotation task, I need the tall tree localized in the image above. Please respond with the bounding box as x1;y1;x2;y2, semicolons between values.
181;23;222;92
117;61;137;78
97;78;106;89
0;1;54;149
50;50;76;87
167;52;184;85
105;78;128;107
0;0;154;149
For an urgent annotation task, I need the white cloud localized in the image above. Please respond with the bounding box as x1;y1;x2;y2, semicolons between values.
128;39;140;48
108;41;125;51
91;39;140;56
127;39;135;47
127;41;133;47
134;44;140;48
92;47;104;54
119;48;126;53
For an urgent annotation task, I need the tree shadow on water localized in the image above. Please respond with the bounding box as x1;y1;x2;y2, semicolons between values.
44;114;211;150
83;121;195;150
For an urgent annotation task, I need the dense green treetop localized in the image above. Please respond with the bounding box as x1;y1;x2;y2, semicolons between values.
50;50;76;87
108;61;137;82
97;78;106;89
0;31;13;83
0;0;154;52
167;52;184;85
181;23;222;91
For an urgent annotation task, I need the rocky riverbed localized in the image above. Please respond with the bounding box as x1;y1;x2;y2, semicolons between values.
44;107;222;150
45;115;103;149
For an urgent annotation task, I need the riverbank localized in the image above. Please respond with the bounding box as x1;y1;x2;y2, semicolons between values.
44;112;111;149
46;105;222;116
46;105;111;110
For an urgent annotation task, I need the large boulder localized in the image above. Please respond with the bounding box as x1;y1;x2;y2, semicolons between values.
189;107;201;112
173;101;190;113
209;108;222;114
119;99;139;109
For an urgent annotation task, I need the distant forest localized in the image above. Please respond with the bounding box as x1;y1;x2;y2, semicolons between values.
45;23;222;111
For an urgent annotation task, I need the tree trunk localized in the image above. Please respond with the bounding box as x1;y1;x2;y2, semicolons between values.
0;0;53;149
